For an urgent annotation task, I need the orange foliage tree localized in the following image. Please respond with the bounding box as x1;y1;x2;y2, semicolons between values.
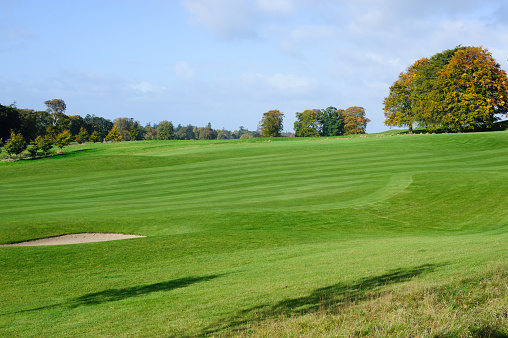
341;107;370;135
384;46;508;132
258;110;284;137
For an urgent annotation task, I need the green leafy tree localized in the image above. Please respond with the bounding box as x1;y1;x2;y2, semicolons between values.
319;106;344;136
196;123;217;140
89;131;100;143
0;104;22;141
75;128;89;144
217;129;233;139
19;109;51;141
84;114;113;140
105;126;122;142
143;124;157;140
294;109;321;137
177;124;195;140
53;130;72;153
113;117;142;141
36;135;53;156
128;127;139;141
68;115;86;136
258;110;284;137
26;142;39;158
157;121;175;140
341;107;370;135
4;131;27;158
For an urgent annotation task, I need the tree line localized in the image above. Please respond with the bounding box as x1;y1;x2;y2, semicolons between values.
383;46;508;132
0;99;268;158
1;100;371;159
257;107;370;138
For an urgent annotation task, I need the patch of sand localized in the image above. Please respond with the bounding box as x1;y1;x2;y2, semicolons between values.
0;233;146;247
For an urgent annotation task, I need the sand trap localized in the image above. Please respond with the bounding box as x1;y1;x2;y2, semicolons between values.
0;233;146;247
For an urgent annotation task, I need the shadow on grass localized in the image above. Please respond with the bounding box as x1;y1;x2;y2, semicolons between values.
201;263;443;336
394;121;508;135
436;325;508;338
2;147;95;162
12;274;223;314
67;274;222;308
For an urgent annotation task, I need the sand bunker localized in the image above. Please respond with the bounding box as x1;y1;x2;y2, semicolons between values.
0;233;146;247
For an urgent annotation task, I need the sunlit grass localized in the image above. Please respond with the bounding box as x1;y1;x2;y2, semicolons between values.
1;132;508;336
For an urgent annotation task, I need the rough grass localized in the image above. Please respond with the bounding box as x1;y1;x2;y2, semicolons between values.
228;266;508;337
1;132;508;337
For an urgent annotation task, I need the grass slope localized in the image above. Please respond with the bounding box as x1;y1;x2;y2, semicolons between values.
1;133;508;337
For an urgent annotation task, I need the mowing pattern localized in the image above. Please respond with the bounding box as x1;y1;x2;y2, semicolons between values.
2;133;508;240
1;133;508;337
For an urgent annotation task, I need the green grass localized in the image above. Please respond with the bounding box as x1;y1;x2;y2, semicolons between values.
1;133;508;337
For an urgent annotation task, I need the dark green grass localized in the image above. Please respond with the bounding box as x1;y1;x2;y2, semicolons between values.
1;132;508;336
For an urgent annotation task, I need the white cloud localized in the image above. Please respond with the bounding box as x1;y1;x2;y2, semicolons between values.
173;61;196;83
240;72;318;97
265;73;316;93
129;81;167;94
181;0;259;40
276;24;341;56
256;0;294;15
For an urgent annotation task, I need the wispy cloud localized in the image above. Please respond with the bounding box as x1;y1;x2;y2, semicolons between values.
256;0;294;15
0;27;37;40
173;61;196;83
128;80;167;95
182;0;260;40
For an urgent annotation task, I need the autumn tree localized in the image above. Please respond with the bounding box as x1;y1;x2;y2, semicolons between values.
258;110;284;137
428;47;508;131
26;141;39;158
36;135;53;156
105;126;122;141
384;46;508;132
341;107;370;135
196;123;217;140
44;99;66;127
128;127;139;141
217;129;234;139
294;109;321;137
143;124;157;140
174;124;195;140
412;47;466;130
156;121;175;140
89;131;101;143
4;131;27;158
113;117;142;141
113;117;132;140
53;130;72;153
383;58;427;133
75;128;89;144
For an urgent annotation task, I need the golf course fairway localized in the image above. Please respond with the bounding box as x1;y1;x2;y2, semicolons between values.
1;131;507;337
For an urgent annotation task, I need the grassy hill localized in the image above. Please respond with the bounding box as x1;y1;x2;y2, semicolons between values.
1;132;507;337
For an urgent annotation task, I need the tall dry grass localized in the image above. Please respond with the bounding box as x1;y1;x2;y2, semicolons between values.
220;267;508;337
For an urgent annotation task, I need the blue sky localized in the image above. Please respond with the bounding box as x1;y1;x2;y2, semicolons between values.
2;0;508;133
